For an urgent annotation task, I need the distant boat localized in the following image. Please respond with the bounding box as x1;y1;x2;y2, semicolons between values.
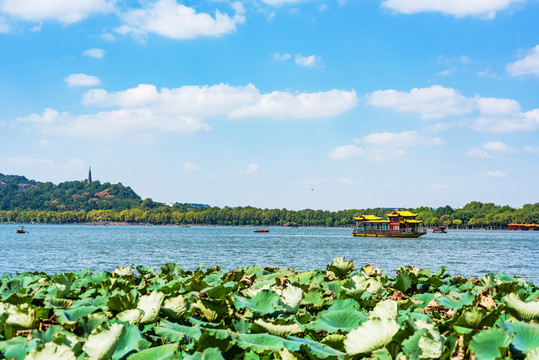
432;226;447;233
16;227;26;234
353;211;427;238
254;228;269;233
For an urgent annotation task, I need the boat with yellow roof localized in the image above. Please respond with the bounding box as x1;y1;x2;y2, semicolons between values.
352;210;426;238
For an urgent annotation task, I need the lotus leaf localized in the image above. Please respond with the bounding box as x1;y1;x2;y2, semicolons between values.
253;319;303;337
126;343;179;360
137;291;164;324
505;293;539;321
306;299;367;334
326;257;356;279
435;292;474;310
5;303;35;329
82;322;124;360
154;319;203;342
276;285;303;314
183;347;225;360
26;342;76;360
369;299;398;321
112;324;151;359
234;290;284;316
113;267;134;277
234;333;301;353
504;320;539;355
191;298;230;323
108;291;138;312
469;327;510;360
55;305;99;324
525;347;539;360
286;335;345;359
320;333;346;351
344;318;400;355
161;295;188;321
0;337;29;360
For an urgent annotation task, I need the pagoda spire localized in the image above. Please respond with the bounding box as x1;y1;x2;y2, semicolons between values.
88;166;92;184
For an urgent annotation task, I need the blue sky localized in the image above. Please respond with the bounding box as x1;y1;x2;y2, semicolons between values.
1;0;538;210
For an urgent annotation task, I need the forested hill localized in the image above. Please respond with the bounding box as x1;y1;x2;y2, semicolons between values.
0;173;143;211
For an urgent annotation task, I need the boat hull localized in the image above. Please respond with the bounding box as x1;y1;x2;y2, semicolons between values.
353;232;426;238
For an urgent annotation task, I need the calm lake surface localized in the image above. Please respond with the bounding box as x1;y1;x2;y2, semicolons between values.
0;224;537;284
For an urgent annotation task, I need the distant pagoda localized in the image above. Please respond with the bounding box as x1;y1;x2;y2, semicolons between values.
87;166;92;184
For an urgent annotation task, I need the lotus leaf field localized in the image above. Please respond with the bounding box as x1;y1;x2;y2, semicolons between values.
0;258;538;359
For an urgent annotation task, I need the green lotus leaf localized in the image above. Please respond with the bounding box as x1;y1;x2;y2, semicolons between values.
469;327;510;360
286;336;346;359
371;348;393;360
55;305;99;324
204;282;236;299
191;298;230;323
402;328;428;359
234;289;284;315
137;291;164;325
454;307;488;330
504;321;539;355
161;295;188;321
154;319;203;342
435;292;474;310
369;300;398;321
6;303;35;329
126;343;178;360
320;333;346;351
253;319;303;337
160;263;180;276
234;333;301;353
395;272;412;293
345;275;383;295
525;347;539;360
344;319;400;355
82;322;124;360
306;299;367;333
0;337;28;360
26;342;76;360
327;257;356;279
113;267;134;277
116;309;143;325
112;324;151;360
302;287;326;308
505;293;539;321
108;291;137;313
182;347;225;360
51;273;75;297
411;320;443;359
277;285;303;314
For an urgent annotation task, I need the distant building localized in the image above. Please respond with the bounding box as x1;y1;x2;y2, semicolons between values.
88;167;92;184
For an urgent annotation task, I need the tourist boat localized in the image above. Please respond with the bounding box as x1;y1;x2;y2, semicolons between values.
16;227;26;234
432;226;447;233
254;228;269;233
353;211;426;238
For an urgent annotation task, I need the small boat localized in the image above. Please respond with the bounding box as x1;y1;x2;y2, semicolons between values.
16;227;26;234
254;228;269;233
432;226;447;233
353;211;427;238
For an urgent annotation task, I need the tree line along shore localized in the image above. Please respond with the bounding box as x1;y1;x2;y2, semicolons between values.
1;201;539;228
1;174;538;228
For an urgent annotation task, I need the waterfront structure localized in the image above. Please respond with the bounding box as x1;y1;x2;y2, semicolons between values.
507;223;539;231
353;210;426;238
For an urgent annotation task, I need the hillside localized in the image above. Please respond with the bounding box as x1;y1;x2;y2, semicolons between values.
0;173;143;211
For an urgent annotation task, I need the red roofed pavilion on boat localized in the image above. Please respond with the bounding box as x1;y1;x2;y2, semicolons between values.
353;210;427;238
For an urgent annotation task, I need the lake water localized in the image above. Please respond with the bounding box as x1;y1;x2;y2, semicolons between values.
0;224;537;284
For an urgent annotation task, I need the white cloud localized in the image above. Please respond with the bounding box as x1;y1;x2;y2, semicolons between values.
273;52;292;61
261;0;307;5
354;130;444;147
39;139;53;149
116;0;245;40
181;162;200;172
482;141;510;151
466;148;492;159
0;17;9;32
239;164;260;173
0;0;114;24
507;44;539;77
64;73;101;87
381;0;523;18
367;85;539;133
83;48;105;59
328;145;405;162
432;184;456;190
524;145;539;154
295;53;321;67
229;89;358;119
481;170;507;178
328;145;364;160
366;85;475;119
20;83;357;140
